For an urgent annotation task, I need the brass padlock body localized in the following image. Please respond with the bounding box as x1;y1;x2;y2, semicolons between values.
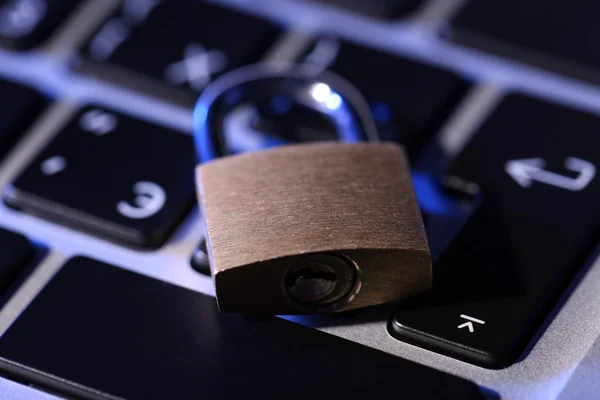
196;142;432;314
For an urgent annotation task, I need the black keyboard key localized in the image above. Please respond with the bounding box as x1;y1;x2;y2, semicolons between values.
391;94;600;368
0;257;488;400
0;0;82;49
4;107;197;249
78;1;281;102
307;0;423;19
300;38;468;157
0;227;33;289
0;78;44;160
450;1;600;83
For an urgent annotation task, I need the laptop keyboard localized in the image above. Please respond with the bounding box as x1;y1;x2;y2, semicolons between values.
0;0;598;399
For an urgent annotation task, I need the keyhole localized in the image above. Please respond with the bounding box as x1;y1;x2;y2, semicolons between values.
285;264;337;306
284;253;360;311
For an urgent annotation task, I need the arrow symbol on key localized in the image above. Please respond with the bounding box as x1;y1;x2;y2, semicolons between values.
458;314;485;333
505;157;595;191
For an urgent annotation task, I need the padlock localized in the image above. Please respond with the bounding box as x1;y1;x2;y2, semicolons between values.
193;63;432;314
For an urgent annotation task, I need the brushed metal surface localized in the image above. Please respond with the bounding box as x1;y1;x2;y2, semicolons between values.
197;142;431;314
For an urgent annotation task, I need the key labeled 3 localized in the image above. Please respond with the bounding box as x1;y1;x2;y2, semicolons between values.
4;106;197;249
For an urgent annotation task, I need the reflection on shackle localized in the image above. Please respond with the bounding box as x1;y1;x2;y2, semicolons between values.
192;62;380;163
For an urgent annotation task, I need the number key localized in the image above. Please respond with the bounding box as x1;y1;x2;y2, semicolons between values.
77;1;282;104
4;107;197;249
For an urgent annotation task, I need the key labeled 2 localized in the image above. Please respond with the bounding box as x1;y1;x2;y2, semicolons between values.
4;106;197;249
77;1;282;103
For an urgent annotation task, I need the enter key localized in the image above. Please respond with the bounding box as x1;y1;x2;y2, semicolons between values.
390;93;600;368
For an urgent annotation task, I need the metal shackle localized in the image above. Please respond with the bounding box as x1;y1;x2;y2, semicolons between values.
193;62;380;162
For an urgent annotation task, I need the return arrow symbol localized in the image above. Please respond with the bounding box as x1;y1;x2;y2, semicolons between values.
505;157;595;191
458;314;485;333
